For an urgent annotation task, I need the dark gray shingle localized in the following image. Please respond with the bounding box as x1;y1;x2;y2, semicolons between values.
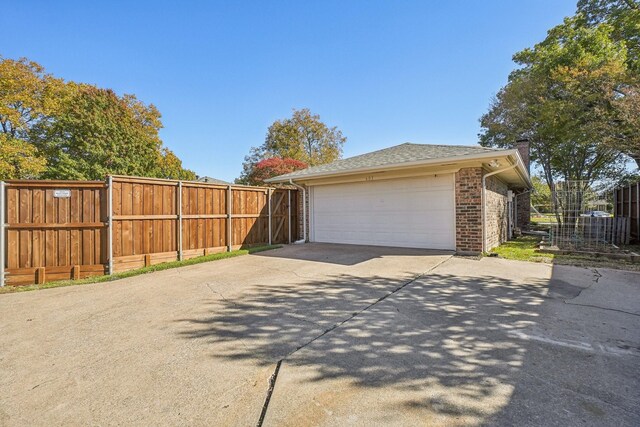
196;176;231;185
269;143;501;181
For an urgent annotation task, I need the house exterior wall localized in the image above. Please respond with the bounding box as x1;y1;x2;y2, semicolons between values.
298;167;512;253
454;168;509;253
516;192;531;230
484;175;509;251
454;168;484;253
298;185;310;242
515;140;531;230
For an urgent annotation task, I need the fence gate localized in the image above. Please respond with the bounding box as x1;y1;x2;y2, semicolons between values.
270;189;299;245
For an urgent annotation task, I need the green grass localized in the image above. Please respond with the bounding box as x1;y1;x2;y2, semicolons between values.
0;245;282;295
530;215;557;224
490;236;640;271
490;236;554;262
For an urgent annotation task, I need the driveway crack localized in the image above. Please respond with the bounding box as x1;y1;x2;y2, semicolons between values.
254;255;452;425
205;283;237;306
256;360;282;427
283;313;322;326
562;268;600;304
254;263;316;280
203;284;254;352
560;269;639;317
286;255;451;358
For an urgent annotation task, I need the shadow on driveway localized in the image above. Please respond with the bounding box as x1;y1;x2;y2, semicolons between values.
177;267;545;424
177;256;640;426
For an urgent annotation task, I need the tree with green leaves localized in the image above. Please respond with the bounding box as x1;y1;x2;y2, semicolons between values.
155;148;197;180
33;84;195;180
1;56;195;181
0;134;46;179
479;14;634;223
237;108;345;184
0;57;63;178
530;176;553;212
577;0;640;167
578;0;640;72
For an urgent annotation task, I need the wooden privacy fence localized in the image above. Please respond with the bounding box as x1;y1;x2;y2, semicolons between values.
0;176;299;286
614;182;639;243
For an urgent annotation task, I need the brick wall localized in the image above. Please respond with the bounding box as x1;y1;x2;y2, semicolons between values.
298;185;310;242
485;175;508;251
455;168;484;253
516;192;531;230
515;140;531;230
455;168;509;253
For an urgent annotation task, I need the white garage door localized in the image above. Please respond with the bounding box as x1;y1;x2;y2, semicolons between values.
310;174;455;250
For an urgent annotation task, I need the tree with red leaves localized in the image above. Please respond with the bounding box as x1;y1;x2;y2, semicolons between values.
244;157;308;186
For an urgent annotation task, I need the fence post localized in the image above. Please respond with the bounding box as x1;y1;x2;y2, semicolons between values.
107;176;114;275
0;181;5;286
268;188;272;246
629;184;631;220
288;189;291;244
177;181;183;261
227;185;232;252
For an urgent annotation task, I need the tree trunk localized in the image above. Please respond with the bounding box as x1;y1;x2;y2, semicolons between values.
542;166;562;227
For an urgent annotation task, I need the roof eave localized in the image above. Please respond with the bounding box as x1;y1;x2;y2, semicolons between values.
510;149;533;189
267;149;531;187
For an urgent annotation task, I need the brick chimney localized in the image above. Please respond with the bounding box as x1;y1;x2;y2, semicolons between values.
515;139;531;230
515;139;530;174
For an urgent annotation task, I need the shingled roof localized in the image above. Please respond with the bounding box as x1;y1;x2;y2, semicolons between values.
196;176;231;185
267;143;502;181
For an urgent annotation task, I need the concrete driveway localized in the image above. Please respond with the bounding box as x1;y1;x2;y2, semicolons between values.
0;244;638;426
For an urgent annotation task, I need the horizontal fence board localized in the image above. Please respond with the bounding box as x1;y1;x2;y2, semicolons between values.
113;214;176;221
8;264;107;274
6;264;108;286
7;223;106;229
5;181;107;188
2;177;298;286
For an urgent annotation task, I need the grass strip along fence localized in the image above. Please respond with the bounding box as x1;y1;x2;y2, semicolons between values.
0;245;281;294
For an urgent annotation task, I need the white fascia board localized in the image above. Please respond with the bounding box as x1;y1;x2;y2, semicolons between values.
268;149;531;188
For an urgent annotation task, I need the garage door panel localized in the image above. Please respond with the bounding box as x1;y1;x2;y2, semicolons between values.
311;175;455;250
313;189;454;211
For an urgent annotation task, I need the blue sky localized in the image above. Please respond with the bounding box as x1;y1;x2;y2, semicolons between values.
3;1;577;181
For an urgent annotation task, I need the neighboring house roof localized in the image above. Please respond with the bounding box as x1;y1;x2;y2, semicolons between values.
266;142;530;187
197;176;231;185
